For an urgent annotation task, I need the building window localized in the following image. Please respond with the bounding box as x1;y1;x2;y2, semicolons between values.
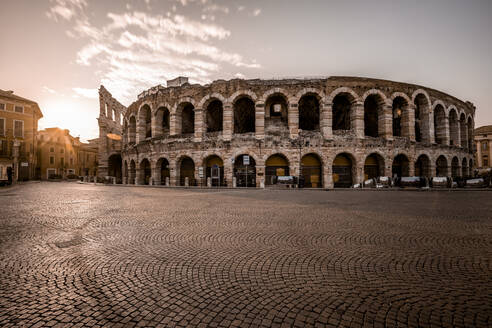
49;147;54;152
60;148;64;154
60;157;64;166
14;105;24;113
0;103;5;110
105;103;109;117
0;118;5;136
70;158;73;165
50;156;55;165
483;156;489;167
112;109;116;121
483;142;488;151
14;120;24;137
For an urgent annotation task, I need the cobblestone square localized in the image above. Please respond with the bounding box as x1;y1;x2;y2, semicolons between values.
1;182;491;327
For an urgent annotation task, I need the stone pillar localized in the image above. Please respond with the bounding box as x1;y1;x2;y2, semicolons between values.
185;177;189;187
405;104;416;141
380;104;393;140
384;159;393;177
224;158;233;187
288;103;299;139
152;110;161;138
135;168;142;185
255;103;265;139
455;122;461;148
170;113;177;136
165;177;170;186
223;104;233;141
123;177;127;184
152;162;161;185
443;117;450;146
321;102;332;139
476;141;482;168
170;161;178;186
352;102;364;138
232;177;237;188
194;108;204;141
256;165;265;188
428;111;435;144
207;177;211;187
323;163;333;188
409;161;415;177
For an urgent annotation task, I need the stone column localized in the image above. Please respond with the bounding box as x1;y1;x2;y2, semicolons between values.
170;162;178;186
443;117;450;146
320;102;332;139
427;111;435;144
194;108;204;141
223;104;233;141
352;102;364;138
384;159;393;177
256;165;265;188
409;160;415;177
170;113;178;136
152;111;161;138
135;168;142;185
323;163;332;188
224;158;233;187
380;104;393;140
455;122;461;148
255;103;265;139
428;161;436;178
288;103;299;139
152;162;161;185
136;118;144;143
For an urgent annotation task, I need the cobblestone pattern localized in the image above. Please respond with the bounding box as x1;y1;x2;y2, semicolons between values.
1;182;491;327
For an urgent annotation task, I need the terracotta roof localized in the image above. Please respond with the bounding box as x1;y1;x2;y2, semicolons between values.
474;125;492;135
0;89;43;118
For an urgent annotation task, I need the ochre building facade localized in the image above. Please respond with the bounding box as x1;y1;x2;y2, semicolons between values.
97;76;475;188
474;125;492;170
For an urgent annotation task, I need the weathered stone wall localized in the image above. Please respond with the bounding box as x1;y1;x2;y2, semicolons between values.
98;76;476;187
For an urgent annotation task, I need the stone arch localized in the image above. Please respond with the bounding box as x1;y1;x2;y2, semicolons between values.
261;88;291;103
228;90;257;104
234;154;257;187
123;160;128;179
138;103;152;141
413;92;431;143
202;154;225;186
138;158;152;185
415;154;432;178
301;152;323;188
264;92;289;130
332;152;356;188
436;155;449;177
265;153;290;185
392;153;410;178
233;94;255;134
433;102;446;145
197;93;227;109
461;157;469;177
451;156;460;178
298;91;322;131
176;101;195;135
157;157;170;185
177;156;195;186
364;153;385;180
128;115;137;144
204;98;224;133
363;89;388;137
108;154;122;183
331;88;359;131
129;159;136;184
154;105;170;137
391;95;410;138
448;107;459;146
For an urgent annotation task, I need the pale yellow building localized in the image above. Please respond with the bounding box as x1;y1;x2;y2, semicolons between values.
474;125;492;170
0;89;43;183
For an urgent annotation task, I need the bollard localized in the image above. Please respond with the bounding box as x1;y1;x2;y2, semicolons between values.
207;177;211;187
232;177;237;188
260;178;265;189
113;177;116;185
165;177;170;186
185;177;189;187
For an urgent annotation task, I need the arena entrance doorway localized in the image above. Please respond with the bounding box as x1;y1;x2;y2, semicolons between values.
234;154;256;187
204;155;224;186
265;154;289;185
332;154;353;188
301;154;322;188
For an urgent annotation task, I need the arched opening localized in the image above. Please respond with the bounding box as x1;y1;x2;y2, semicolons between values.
129;116;136;144
332;94;352;131
434;105;446;144
467;117;473;150
179;157;195;186
205;100;223;133
301;153;322;188
123;160;128;181
138;104;152;140
415;154;431;178
333;153;353;188
204;155;225;186
469;159;473;175
462;158;468;177
155;107;170;137
436;155;448;177
459;113;467;149
234;154;256;187
364;153;385;180
392;154;410;178
414;94;429;143
364;94;383;137
179;103;195;135
108;154;122;183
158;158;170;185
451;157;460;178
233;96;255;134
392;97;408;137
265;93;288;131
265;154;289;185
449;109;459;146
139;158;151;185
298;94;320;131
129;160;136;184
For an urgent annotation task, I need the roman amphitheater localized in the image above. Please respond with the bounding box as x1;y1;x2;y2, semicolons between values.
97;76;475;188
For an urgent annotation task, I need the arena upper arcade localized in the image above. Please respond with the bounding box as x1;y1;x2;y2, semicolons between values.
97;76;475;188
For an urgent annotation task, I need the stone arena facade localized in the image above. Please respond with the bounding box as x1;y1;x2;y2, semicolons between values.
97;76;476;188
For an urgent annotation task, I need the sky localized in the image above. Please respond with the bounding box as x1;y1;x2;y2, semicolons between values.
1;0;491;141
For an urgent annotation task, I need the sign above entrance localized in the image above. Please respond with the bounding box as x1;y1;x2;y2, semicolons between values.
243;155;250;165
198;167;204;178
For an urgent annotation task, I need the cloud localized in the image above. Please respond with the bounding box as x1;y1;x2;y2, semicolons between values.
43;86;57;94
46;0;87;21
48;1;260;104
72;87;98;99
252;8;261;17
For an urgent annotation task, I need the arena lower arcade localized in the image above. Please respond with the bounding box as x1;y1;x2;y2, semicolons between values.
97;76;475;188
